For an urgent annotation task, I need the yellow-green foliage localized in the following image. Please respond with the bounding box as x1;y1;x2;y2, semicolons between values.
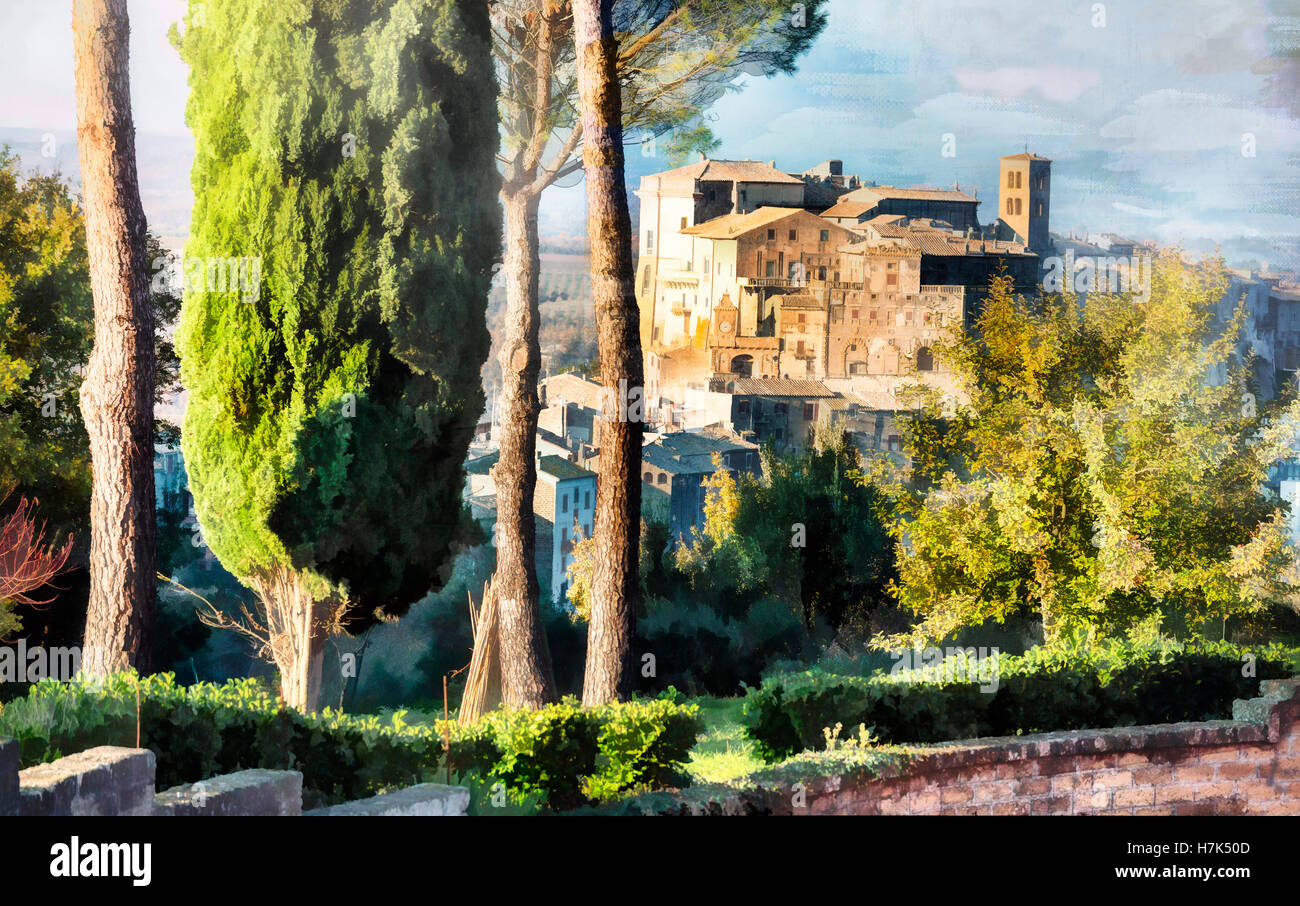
881;255;1300;646
172;0;499;626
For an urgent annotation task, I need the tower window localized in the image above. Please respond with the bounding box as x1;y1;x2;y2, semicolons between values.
767;229;776;240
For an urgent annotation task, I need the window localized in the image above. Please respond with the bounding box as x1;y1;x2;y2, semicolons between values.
818;266;826;280
704;256;711;274
1015;172;1022;189
644;471;652;482
1036;201;1044;216
1015;198;1023;216
765;261;776;276
561;495;568;513
1006;198;1014;215
789;229;797;241
585;490;591;508
796;340;805;355
680;216;687;230
917;346;934;371
803;402;815;420
767;229;776;240
657;473;667;485
887;273;898;287
797;313;806;324
646;230;654;252
887;434;900;451
869;309;878;321
820;229;829;242
851;308;859;320
1007;172;1015;188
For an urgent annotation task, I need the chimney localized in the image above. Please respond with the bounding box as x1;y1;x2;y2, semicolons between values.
769;160;776;168
698;151;706;162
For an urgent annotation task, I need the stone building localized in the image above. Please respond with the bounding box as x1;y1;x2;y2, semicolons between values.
635;157;807;349
533;454;596;607
639;430;759;542
822;184;980;233
644;205;857;351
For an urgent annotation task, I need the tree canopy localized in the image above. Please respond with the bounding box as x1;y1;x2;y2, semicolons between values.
879;257;1300;647
174;0;500;635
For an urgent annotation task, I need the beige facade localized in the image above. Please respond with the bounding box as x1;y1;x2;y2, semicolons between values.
635;159;808;350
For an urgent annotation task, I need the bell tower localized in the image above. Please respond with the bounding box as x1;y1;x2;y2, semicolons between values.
998;151;1051;254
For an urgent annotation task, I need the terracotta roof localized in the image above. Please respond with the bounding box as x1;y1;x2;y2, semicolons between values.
843;185;978;204
820;199;874;219
647;158;804;185
680;206;822;239
722;377;837;398
541;372;605;410
1001;152;1051;161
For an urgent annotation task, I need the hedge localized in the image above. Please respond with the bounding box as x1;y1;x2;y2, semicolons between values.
742;641;1299;762
0;672;701;810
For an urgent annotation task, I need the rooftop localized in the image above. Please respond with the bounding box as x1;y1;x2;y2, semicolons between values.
843;185;978;205
645;157;805;186
538;454;595;482
681;205;821;240
717;377;837;398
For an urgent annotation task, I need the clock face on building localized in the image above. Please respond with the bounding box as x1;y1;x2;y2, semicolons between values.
719;320;733;333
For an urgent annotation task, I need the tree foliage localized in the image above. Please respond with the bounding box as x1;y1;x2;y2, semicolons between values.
675;427;897;632
880;256;1300;647
0;150;181;641
174;0;500;632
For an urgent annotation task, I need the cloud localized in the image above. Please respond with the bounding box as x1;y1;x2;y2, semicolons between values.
954;66;1104;103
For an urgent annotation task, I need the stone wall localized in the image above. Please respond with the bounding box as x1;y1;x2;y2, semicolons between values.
18;747;156;817
0;740;465;816
0;738;17;816
622;678;1300;816
305;783;470;816
154;769;303;816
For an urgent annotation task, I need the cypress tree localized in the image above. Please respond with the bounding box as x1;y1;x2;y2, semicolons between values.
174;0;499;710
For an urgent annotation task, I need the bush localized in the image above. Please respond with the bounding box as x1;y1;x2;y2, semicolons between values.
0;672;702;810
742;641;1298;762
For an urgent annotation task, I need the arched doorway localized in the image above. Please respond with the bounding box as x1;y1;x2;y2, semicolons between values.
729;354;754;377
916;346;934;371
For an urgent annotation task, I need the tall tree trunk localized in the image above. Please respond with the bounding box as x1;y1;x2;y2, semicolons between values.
250;567;331;712
576;0;643;705
73;0;156;678
493;187;557;708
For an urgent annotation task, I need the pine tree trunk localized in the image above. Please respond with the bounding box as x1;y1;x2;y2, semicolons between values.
575;0;643;705
72;0;156;678
493;187;557;708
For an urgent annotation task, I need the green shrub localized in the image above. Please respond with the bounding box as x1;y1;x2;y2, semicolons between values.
742;641;1297;762
0;672;702;810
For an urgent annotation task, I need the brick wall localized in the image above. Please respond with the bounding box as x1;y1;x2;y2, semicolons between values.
788;678;1300;816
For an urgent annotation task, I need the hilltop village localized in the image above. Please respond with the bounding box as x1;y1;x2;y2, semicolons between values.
453;151;1300;606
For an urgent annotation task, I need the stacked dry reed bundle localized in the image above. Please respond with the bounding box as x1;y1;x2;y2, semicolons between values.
457;579;501;725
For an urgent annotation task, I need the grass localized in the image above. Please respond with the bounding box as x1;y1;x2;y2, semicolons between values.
684;695;765;784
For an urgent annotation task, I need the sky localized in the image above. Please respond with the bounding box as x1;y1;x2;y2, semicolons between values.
1;0;1298;267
